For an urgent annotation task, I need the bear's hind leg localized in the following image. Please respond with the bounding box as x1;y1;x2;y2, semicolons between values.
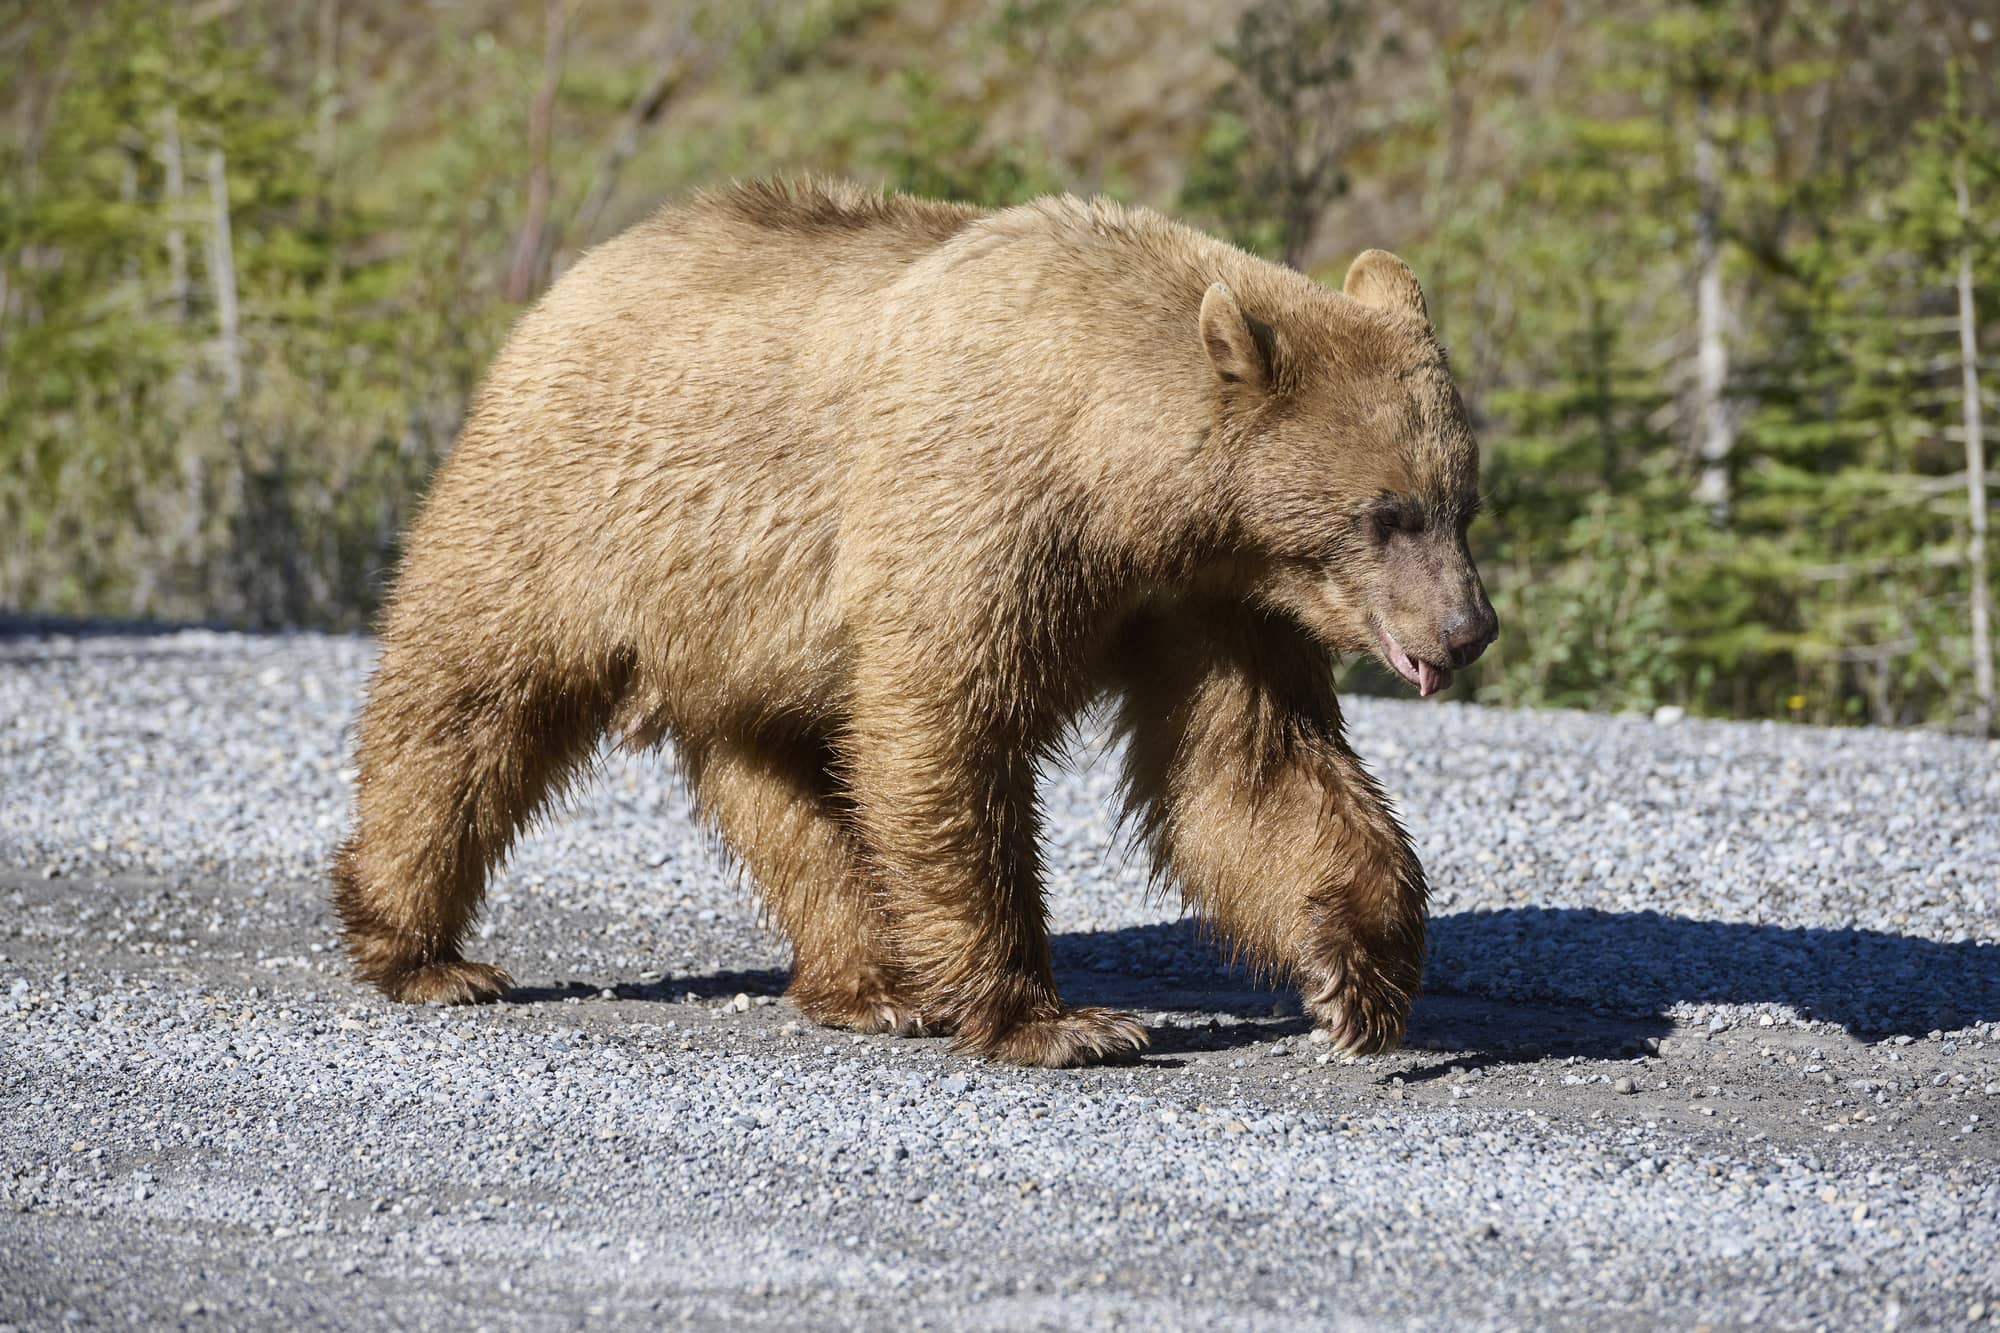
333;639;621;1004
682;733;927;1034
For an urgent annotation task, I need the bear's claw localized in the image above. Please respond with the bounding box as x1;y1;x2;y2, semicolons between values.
380;960;514;1006
974;1006;1150;1068
789;978;940;1037
1304;959;1413;1058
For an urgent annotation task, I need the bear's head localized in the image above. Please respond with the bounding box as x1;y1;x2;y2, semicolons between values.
1200;251;1498;697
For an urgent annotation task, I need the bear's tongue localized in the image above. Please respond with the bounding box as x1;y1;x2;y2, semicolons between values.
1382;627;1452;698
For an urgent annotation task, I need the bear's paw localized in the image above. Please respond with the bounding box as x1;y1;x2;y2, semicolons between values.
1304;959;1412;1058
976;1007;1150;1069
380;960;515;1006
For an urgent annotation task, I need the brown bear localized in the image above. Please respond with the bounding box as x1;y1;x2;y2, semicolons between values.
332;178;1496;1068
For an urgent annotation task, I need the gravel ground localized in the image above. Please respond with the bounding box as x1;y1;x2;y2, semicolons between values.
2;625;1996;1330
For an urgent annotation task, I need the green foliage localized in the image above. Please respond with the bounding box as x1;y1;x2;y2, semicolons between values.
869;70;1057;208
1180;0;1367;266
734;0;890;90
0;0;518;626
1;0;1995;731
1182;112;1284;259
1349;2;2000;730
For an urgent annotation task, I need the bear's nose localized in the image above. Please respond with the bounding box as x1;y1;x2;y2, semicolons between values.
1441;606;1498;669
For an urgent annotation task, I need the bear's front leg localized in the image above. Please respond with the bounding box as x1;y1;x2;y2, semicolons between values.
842;668;1148;1068
1113;607;1427;1056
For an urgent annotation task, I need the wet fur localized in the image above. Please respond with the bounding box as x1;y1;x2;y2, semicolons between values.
332;179;1484;1067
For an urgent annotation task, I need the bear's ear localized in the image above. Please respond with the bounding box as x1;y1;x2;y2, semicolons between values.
1342;249;1428;321
1199;282;1278;394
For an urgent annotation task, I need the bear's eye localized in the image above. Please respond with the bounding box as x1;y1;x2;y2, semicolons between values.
1366;498;1426;544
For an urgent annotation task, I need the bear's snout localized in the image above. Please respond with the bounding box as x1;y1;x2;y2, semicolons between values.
1440;603;1499;669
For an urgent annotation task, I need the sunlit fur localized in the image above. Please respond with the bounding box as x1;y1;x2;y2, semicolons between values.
331;179;1491;1067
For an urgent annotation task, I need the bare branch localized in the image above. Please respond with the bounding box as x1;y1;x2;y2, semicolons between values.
505;0;570;304
564;12;710;260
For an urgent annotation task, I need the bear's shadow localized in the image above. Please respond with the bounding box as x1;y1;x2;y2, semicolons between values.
506;908;1998;1062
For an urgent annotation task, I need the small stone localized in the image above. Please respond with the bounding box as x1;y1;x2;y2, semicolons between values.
731;993;750;1013
1652;705;1685;725
1613;1077;1637;1095
1307;1029;1331;1046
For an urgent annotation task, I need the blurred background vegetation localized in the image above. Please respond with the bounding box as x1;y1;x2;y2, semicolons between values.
2;0;1996;731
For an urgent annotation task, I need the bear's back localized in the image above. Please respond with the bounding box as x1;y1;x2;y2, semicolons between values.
589;178;988;312
680;178;985;257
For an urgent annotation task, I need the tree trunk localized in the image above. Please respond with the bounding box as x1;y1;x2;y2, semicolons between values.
1956;154;1993;735
315;0;341;185
158;106;205;613
314;0;342;284
207;145;251;620
506;0;568;303
160;106;190;322
1691;83;1734;522
119;146;153;616
206;146;242;402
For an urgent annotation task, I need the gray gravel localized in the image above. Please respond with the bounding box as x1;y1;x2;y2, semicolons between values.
2;625;1997;1329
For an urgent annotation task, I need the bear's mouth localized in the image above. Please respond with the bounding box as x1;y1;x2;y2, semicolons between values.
1374;621;1453;698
